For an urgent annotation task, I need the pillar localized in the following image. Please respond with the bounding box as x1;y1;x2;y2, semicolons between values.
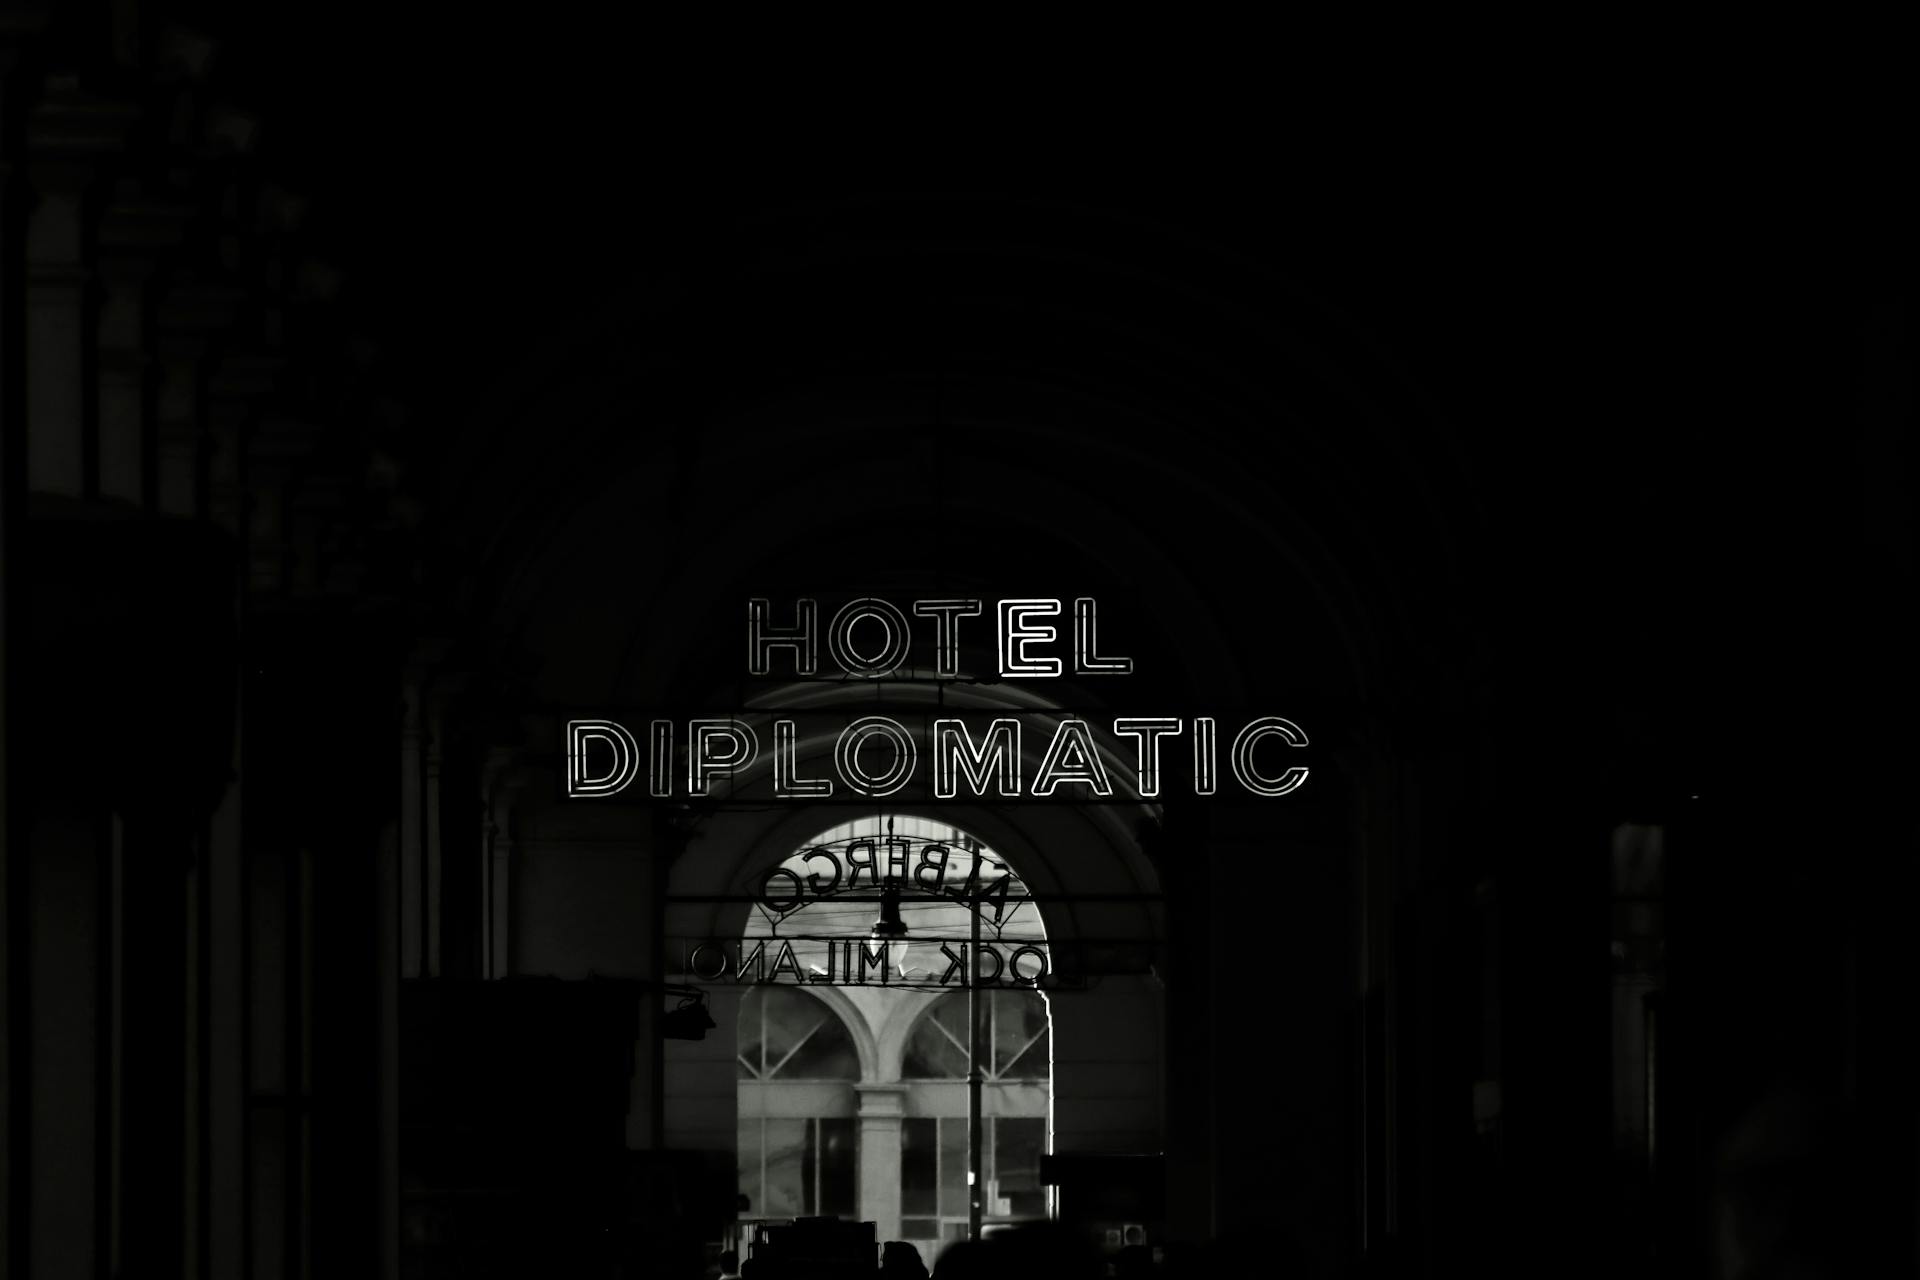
857;1085;906;1244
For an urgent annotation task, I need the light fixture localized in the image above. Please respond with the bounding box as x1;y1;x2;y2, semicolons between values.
870;885;908;939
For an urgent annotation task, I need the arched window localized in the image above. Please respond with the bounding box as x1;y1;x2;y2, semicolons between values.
902;989;1050;1081
737;986;861;1081
736;988;859;1220
728;816;1054;1249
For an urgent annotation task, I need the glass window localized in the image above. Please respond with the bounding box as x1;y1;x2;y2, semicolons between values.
992;992;1049;1078
901;990;1049;1081
897;1116;1051;1233
737;1116;763;1215
762;1117;808;1218
739;1117;858;1220
817;1118;857;1218
901;1001;970;1079
735;988;860;1218
737;987;860;1081
940;1113;968;1216
994;1117;1047;1218
740;820;1054;1237
902;1117;939;1216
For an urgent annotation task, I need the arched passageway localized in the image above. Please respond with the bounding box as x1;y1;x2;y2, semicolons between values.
663;793;1155;1248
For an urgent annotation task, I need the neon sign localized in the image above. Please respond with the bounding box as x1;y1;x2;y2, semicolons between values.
566;597;1311;801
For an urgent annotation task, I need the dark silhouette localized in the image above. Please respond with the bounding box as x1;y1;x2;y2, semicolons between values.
931;1240;994;1280
941;1223;1103;1280
881;1239;931;1279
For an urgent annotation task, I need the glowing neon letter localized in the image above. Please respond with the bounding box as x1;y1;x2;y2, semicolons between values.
1112;717;1182;798
1193;717;1218;796
773;719;833;798
932;718;1021;798
913;599;983;677
827;597;911;677
997;599;1062;677
834;716;916;797
1031;718;1114;797
1230;717;1310;796
689;719;759;796
748;598;817;676
566;720;639;798
1073;597;1133;674
649;720;674;797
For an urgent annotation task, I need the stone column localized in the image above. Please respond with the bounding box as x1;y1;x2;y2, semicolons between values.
857;1085;907;1245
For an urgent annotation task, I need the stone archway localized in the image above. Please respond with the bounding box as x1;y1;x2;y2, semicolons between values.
713;815;1057;1247
661;690;1168;1244
460;194;1478;1266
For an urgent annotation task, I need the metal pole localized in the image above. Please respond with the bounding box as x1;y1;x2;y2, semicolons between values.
968;889;984;1241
